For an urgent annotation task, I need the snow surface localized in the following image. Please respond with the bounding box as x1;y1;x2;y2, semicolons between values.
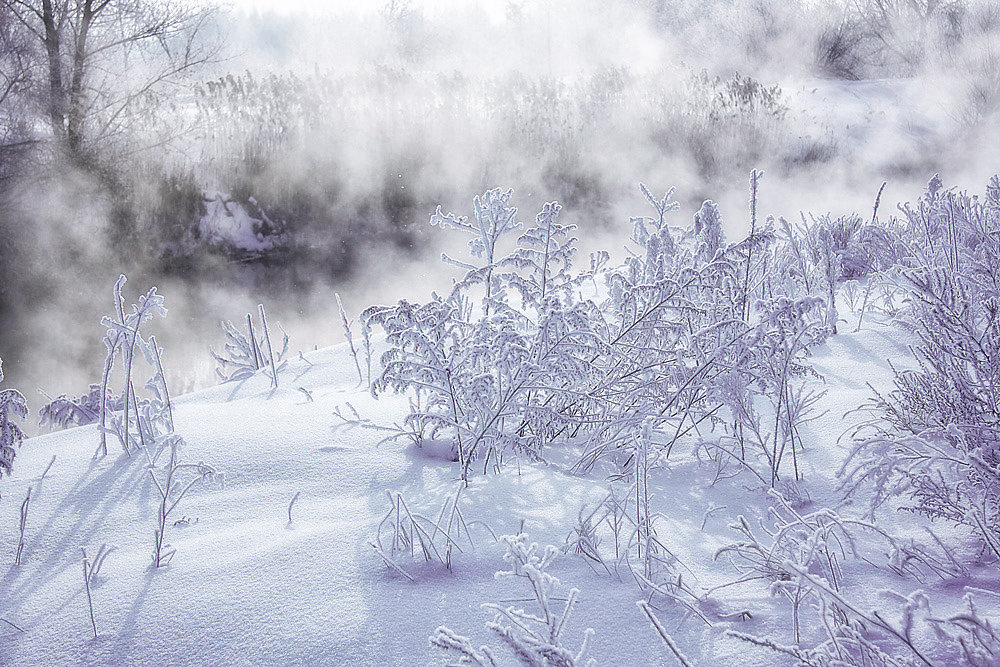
1;301;997;665
198;191;286;255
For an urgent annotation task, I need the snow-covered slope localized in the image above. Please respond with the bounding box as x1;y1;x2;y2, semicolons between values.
0;303;995;666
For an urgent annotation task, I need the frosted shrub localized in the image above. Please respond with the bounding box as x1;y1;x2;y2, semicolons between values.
364;294;510;479
573;184;748;472
97;275;170;457
733;573;1000;666
0;356;27;488
715;489;893;644
210;305;288;385
365;190;605;483
430;534;595;667
369;179;842;489
717;489;990;664
842;175;1000;560
39;384;112;430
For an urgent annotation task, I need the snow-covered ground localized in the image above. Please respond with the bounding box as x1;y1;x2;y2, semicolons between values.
2;294;995;666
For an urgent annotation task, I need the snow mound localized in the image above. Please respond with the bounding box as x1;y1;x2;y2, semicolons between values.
198;191;288;256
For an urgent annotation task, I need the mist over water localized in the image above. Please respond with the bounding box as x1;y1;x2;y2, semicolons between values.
2;0;999;433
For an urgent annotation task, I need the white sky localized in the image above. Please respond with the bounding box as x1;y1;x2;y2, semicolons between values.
225;0;510;19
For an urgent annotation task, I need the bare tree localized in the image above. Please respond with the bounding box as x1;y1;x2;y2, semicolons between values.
0;5;36;177
2;0;218;159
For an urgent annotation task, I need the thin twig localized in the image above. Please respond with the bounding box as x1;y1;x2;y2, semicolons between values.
638;601;695;667
41;455;56;480
287;491;301;524
82;548;97;638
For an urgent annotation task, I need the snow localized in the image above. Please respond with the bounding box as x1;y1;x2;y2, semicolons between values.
198;191;286;255
0;300;996;665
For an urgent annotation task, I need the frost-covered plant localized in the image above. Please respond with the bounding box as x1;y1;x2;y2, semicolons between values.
617;424;711;623
81;544;114;638
841;175;1000;561
374;485;492;574
564;435;710;625
38;385;113;430
693;199;724;261
742;170;764;320
336;292;363;384
708;296;829;485
14;486;29;565
502;201;580;315
732;571;1000;666
563;485;632;577
430;534;596;667
430;187;522;315
210;305;288;384
367;179;837;488
366;191;606;483
574;184;749;472
925;591;1000;666
0;356;27;484
638;601;695;667
148;438;216;568
633;420;669;584
97;275;169;457
363;295;484;479
883;528;967;584
714;489;890;643
729;575;932;667
841;427;1000;560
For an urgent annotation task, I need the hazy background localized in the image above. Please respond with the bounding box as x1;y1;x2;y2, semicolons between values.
2;0;999;432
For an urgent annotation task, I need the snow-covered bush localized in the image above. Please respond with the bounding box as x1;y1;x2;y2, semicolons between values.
732;573;1000;666
365;190;605;483
0;356;27;484
38;385;113;431
841;175;1000;560
714;488;988;665
572;184;748;473
430;534;595;667
210;305;288;385
715;489;893;644
368;179;841;490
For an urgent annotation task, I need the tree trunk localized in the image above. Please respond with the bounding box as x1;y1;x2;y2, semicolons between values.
66;0;94;155
41;0;66;141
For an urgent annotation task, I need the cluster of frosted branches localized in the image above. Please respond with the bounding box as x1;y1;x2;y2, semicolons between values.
365;189;604;483
97;275;172;457
210;305;288;386
38;384;114;430
0;356;27;484
731;573;1000;667
372;485;494;577
363;177;851;490
430;534;595;667
841;175;1000;560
